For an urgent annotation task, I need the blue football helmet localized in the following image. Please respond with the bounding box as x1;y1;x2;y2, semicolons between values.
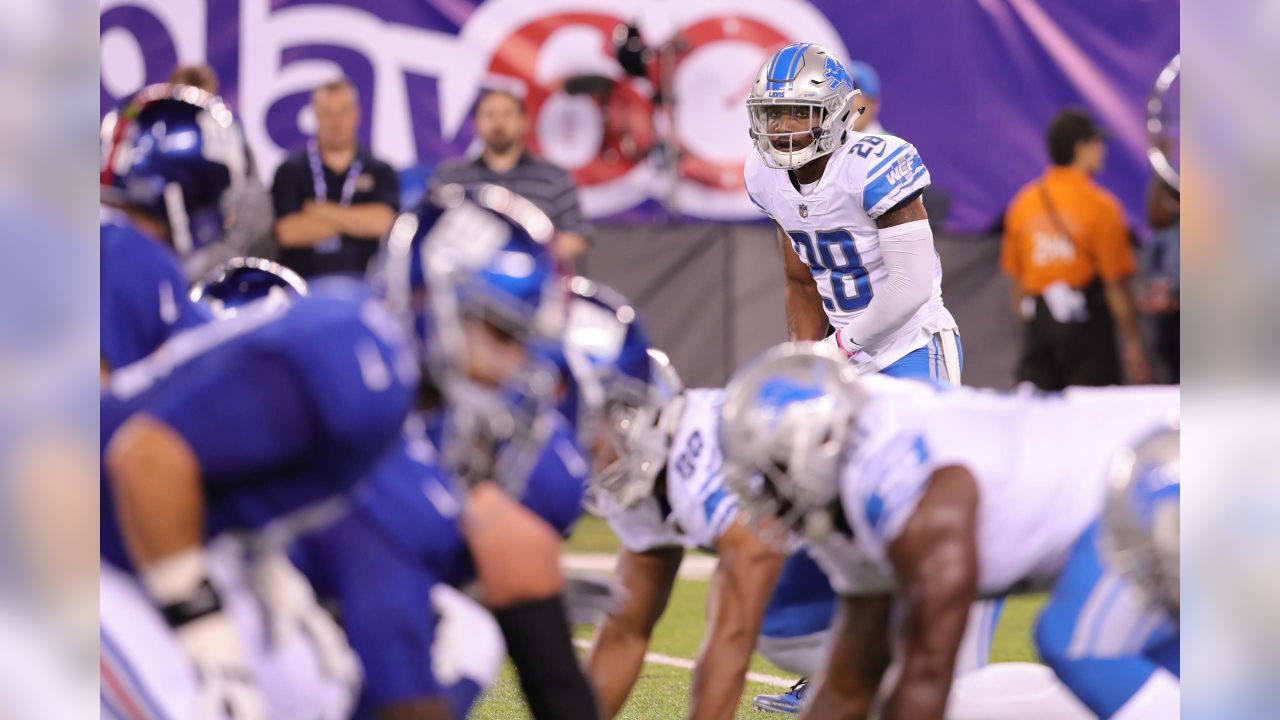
100;83;250;257
377;183;565;490
559;278;684;512
1103;422;1180;614
189;256;309;318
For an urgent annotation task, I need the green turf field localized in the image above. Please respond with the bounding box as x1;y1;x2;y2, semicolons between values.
471;516;1046;719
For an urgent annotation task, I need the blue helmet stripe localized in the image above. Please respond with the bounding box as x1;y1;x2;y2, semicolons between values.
767;43;804;90
785;43;812;81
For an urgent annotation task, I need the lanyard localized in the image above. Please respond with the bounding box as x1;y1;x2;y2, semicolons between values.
307;139;363;206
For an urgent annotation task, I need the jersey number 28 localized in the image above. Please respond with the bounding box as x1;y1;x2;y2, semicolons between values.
786;229;874;312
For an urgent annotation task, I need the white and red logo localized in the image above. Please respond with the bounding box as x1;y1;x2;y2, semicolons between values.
446;0;848;218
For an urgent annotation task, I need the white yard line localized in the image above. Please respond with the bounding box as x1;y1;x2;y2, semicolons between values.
571;639;794;688
563;552;718;581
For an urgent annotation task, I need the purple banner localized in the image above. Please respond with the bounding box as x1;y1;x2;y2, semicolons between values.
100;0;1177;232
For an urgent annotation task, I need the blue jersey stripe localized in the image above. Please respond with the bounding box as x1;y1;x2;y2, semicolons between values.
703;486;732;521
865;143;909;178
863;155;927;213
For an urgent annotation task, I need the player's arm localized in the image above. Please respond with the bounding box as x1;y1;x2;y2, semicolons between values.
802;594;894;720
107;413;206;571
687;521;784;720
830;195;935;354
106;413;265;716
880;464;980;720
586;545;684;718
463;482;600;720
778;224;829;341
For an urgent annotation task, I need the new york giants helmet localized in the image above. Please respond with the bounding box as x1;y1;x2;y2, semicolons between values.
720;342;866;544
378;183;565;489
747;44;861;170
559;278;683;512
1103;422;1181;614
100;84;250;257
190;256;309;318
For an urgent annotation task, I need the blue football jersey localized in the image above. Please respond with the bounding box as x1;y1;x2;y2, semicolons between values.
100;212;211;370
100;278;418;571
292;409;586;710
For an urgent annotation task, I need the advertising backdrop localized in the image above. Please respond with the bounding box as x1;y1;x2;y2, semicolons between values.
100;0;1178;232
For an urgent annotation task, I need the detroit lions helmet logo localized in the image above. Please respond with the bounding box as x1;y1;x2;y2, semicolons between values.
823;56;853;92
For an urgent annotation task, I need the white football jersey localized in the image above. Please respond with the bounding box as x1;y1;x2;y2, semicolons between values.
813;377;1180;597
605;389;740;553
744;131;956;371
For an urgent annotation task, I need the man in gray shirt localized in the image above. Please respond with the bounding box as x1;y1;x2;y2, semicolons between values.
431;90;590;265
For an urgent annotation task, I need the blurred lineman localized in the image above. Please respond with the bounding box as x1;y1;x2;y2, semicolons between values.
272;78;400;278
430;89;591;266
743;43;966;712
99;84;413;720
1002;108;1150;389
99;84;233;374
720;343;1179;720
101;274;418;719
570;317;1002;719
557;281;781;719
292;191;600;720
1036;426;1180;718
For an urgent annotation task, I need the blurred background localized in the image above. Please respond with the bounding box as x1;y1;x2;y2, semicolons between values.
99;0;1178;389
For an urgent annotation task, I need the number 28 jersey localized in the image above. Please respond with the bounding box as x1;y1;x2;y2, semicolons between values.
744;131;957;371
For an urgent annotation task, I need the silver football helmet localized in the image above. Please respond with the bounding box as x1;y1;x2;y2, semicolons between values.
586;347;686;514
720;342;866;545
747;43;862;170
1103;421;1181;615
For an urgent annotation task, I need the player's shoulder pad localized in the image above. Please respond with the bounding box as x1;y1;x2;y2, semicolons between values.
278;278;419;445
844;132;932;220
742;151;775;219
521;413;588;537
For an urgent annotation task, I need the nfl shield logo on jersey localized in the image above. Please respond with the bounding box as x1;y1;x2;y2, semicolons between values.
798;204;809;218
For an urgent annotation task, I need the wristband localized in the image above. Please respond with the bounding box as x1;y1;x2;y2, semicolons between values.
141;547;222;627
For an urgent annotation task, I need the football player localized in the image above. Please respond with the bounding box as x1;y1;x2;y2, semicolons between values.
1035;426;1180;718
99;84;247;375
291;189;600;720
719;342;1179;719
560;281;782;719
100;270;416;718
569;286;998;719
743;44;968;711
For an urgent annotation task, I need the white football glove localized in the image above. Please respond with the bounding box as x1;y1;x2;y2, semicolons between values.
175;611;267;720
249;550;363;695
820;328;857;358
430;584;506;690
